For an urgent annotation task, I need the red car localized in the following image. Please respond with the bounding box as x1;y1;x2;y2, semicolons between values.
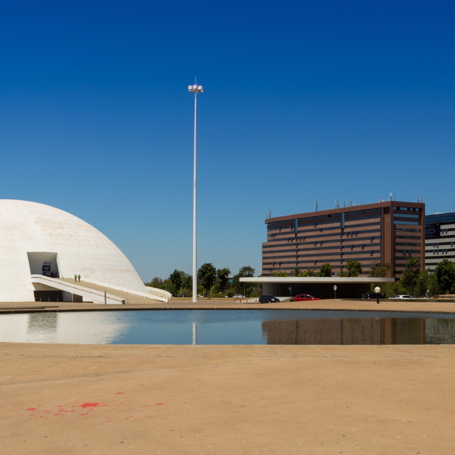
293;294;320;301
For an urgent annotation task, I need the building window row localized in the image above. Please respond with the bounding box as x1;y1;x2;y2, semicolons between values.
426;241;454;248
263;242;382;254
394;207;420;211
393;220;419;226
267;209;382;230
268;220;382;236
267;227;382;242
393;213;420;219
263;250;381;262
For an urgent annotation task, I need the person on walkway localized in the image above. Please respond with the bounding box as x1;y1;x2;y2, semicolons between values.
374;286;381;304
78;274;81;282
74;274;77;282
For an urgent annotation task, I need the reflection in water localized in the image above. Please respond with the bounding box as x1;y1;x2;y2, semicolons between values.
262;318;427;345
0;312;130;344
0;310;455;345
193;322;197;345
27;313;57;336
425;319;455;344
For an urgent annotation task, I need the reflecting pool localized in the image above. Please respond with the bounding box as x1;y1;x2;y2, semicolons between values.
1;310;455;345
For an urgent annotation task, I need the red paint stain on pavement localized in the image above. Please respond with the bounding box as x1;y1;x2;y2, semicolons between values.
26;408;36;411
154;403;164;406
115;392;124;395
78;402;109;416
81;403;101;408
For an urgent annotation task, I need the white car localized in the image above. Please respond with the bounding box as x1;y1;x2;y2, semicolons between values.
390;295;415;300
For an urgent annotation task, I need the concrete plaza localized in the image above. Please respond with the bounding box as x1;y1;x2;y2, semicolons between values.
1;299;454;454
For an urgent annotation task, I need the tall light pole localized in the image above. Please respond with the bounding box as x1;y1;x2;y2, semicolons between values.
188;81;203;302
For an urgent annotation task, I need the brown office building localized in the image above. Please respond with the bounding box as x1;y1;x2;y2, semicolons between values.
262;201;425;279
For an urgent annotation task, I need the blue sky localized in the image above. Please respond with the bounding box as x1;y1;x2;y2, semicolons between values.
0;1;454;281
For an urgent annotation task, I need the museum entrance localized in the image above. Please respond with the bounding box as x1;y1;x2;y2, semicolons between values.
27;252;60;278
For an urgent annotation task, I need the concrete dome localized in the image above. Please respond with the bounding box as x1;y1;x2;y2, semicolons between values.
0;200;163;302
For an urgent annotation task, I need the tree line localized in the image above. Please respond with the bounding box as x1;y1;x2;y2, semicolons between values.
374;258;455;298
146;258;455;299
274;260;363;277
146;264;260;298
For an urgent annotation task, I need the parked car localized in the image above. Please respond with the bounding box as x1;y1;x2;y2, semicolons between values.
362;292;377;299
258;295;280;303
390;295;415;299
293;294;320;301
362;291;386;299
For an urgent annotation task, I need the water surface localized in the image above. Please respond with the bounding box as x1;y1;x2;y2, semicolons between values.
0;310;454;345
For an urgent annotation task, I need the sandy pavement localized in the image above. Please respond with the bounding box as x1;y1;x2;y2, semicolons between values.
1;299;455;454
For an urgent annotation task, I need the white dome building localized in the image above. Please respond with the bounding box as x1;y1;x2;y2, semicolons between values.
0;200;170;303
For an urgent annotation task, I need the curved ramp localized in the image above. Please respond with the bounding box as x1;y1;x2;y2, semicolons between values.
31;275;170;304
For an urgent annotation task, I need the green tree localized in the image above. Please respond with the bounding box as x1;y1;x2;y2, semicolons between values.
198;263;217;297
170;269;183;295
381;281;407;298
181;272;192;295
146;277;165;289
217;267;231;293
346;260;362;277
428;271;441;296
239;266;255;277
319;263;332;277
369;262;391;277
273;271;289;277
401;258;421;296
415;269;440;297
435;259;455;294
292;268;307;277
306;268;316;277
233;266;256;296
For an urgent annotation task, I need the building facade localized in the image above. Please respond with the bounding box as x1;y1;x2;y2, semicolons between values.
262;201;425;278
425;212;455;272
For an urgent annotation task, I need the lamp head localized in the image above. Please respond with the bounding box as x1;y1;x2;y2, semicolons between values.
188;84;203;93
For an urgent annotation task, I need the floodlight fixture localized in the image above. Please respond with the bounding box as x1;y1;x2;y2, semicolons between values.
188;84;203;93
